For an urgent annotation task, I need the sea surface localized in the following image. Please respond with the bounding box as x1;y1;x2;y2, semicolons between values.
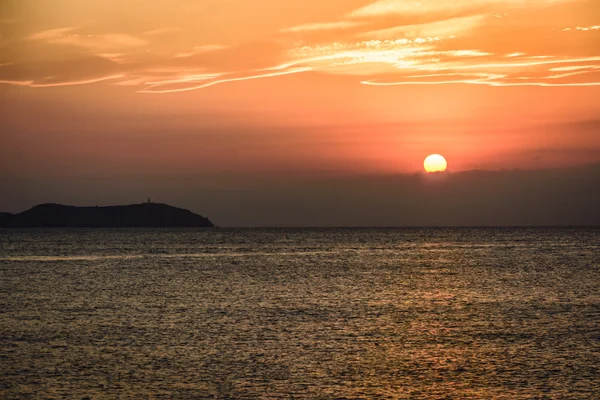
1;228;599;399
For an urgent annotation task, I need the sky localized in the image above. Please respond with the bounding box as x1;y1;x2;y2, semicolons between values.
1;0;599;225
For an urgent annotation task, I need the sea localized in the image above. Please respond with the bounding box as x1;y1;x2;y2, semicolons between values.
1;228;599;399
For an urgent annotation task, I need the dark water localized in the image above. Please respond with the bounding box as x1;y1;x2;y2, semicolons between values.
1;228;599;399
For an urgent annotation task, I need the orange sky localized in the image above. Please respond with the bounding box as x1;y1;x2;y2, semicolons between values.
1;0;600;178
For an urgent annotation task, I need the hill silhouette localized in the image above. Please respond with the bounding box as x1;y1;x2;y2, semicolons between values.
0;203;214;228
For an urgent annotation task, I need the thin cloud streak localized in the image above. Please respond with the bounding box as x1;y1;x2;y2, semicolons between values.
174;45;229;58
361;78;600;87
0;75;125;87
142;27;181;36
27;27;78;40
350;0;577;17
27;27;147;51
563;25;600;31
138;67;312;93
356;15;485;39
281;21;365;33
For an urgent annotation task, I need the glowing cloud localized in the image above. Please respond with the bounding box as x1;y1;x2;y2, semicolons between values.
174;45;228;58
0;74;124;88
138;68;312;93
28;27;78;40
282;21;365;33
28;28;146;51
351;0;576;17
0;0;598;91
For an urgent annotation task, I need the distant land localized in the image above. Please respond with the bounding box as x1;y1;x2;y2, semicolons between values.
0;203;215;228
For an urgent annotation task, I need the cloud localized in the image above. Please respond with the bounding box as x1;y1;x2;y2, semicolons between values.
28;27;78;41
53;34;146;51
0;74;124;88
0;55;123;87
563;25;600;31
174;44;229;58
138;67;312;93
3;163;598;226
350;0;575;17
356;15;485;39
281;21;365;33
28;28;146;51
1;0;598;92
223;163;600;226
142;27;181;36
4;33;598;91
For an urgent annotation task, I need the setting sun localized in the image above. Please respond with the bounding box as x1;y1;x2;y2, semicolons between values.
424;154;448;173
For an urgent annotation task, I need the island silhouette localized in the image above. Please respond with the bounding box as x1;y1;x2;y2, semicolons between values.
0;202;214;228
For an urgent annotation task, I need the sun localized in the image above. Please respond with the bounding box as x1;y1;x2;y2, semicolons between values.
424;154;448;173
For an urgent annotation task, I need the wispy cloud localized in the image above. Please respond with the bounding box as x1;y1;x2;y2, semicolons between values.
550;65;600;71
142;27;181;36
28;27;78;41
360;56;600;87
138;68;312;93
350;0;575;17
563;25;600;31
174;45;228;58
55;34;146;51
28;28;146;51
356;15;485;39
0;74;124;88
281;21;365;33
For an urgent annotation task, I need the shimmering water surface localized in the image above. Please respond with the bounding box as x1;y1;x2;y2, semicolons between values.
1;228;599;399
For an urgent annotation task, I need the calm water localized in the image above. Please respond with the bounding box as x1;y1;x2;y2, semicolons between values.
1;228;599;399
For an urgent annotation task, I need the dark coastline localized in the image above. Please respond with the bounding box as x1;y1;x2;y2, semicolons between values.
0;203;214;228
